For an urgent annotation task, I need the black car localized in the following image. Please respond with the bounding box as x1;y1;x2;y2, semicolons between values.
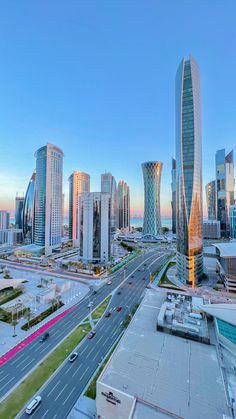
131;275;134;278
40;332;49;342
142;277;145;280
105;309;113;318
117;291;121;295
129;281;132;285
138;269;140;271
92;290;97;295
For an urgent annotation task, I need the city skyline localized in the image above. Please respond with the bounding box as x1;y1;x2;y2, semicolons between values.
1;2;236;218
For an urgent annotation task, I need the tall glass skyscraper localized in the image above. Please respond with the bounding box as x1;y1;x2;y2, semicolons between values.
15;196;24;229
171;158;176;234
176;55;203;286
68;171;90;246
34;144;63;255
142;161;162;236
101;172;118;232
118;181;130;231
230;205;236;239
22;171;36;243
205;180;216;220
215;149;234;237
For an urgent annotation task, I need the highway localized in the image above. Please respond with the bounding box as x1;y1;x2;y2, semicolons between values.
0;250;169;404
18;251;170;419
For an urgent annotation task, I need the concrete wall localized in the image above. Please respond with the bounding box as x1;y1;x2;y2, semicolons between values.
96;381;135;419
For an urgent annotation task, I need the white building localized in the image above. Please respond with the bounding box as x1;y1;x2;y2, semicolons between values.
0;229;23;246
203;220;221;239
34;143;63;256
79;192;111;263
101;172;117;232
0;210;10;230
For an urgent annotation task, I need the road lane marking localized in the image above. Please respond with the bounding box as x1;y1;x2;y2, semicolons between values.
41;409;49;419
102;337;109;347
21;359;34;372
85;348;94;359
62;387;76;405
10;352;25;365
0;376;14;391
47;380;61;397
54;383;68;401
79;345;87;356
17;355;31;368
72;364;82;377
79;366;89;381
0;373;9;383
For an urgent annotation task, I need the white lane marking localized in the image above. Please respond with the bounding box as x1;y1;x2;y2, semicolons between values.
62;387;76;405
41;409;49;419
47;380;61;397
79;346;87;356
0;373;9;383
72;364;82;378
64;362;74;375
0;376;14;391
79;366;89;381
85;348;94;360
17;355;31;368
10;352;25;365
21;359;34;372
102;337;109;347
96;336;103;345
54;383;68;401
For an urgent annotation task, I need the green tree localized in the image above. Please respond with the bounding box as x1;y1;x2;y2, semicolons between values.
11;319;18;337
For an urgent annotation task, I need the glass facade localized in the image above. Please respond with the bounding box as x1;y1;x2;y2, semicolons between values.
217;319;236;346
15;197;24;229
142;161;162;236
101;173;118;232
68;171;90;242
176;56;203;286
216;149;234;237
205;180;216;220
22;172;36;243
230;205;236;239
118;181;130;230
171;158;176;234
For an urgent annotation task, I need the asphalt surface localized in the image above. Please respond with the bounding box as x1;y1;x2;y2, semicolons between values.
0;250;168;404
17;250;170;419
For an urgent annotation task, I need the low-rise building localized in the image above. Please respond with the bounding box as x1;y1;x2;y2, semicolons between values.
203;220;221;239
0;229;23;246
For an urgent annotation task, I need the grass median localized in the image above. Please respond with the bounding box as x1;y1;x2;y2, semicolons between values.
0;323;91;419
92;295;112;320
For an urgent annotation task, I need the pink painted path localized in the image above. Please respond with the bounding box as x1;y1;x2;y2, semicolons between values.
0;305;75;367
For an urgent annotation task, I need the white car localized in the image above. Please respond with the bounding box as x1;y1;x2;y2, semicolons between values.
107;280;112;285
26;395;42;415
87;301;94;308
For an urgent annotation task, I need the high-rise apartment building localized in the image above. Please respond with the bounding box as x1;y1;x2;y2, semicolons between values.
171;158;176;234
79;192;111;263
15;196;24;229
118;181;130;231
176;55;203;286
34;144;63;255
0;210;10;230
205;180;216;221
215;149;234;237
22;171;36;244
142;161;162;236
101;172;117;232
230;204;236;239
68;171;90;246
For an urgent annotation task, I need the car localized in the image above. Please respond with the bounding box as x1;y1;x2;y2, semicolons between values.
87;330;96;339
25;395;42;415
146;284;151;289
138;269;140;271
129;281;132;285
40;332;49;342
131;275;134;278
105;311;111;317
68;352;78;362
116;306;122;312
144;264;147;266
92;290;97;295
142;277;145;280
87;301;94;308
117;291;121;295
107;280;112;285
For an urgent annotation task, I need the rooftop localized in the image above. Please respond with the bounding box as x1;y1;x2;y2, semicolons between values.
202;303;236;326
212;242;236;258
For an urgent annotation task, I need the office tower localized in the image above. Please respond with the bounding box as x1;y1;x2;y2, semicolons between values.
15;196;24;229
34;144;63;255
101;172;117;232
118;181;130;231
22;172;36;244
205;180;216;220
142;161;163;236
171;158;176;234
175;55;203;286
61;193;64;237
68;171;90;246
203;220;220;239
79;192;111;263
230;205;236;239
0;210;10;230
215;149;234;237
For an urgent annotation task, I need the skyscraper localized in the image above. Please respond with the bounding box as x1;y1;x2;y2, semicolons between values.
79;192;111;263
0;210;10;230
34;144;63;255
68;171;90;246
22;171;36;243
101;172;117;232
171;158;176;234
15;196;24;229
230;205;236;239
215;149;234;237
205;180;216;220
142;161;162;236
118;181;130;231
176;55;203;286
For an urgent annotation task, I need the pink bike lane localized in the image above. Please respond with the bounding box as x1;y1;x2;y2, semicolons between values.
0;305;75;367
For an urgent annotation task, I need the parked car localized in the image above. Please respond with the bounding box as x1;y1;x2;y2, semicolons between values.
87;330;96;339
68;352;78;363
40;332;49;342
25;395;42;415
116;306;122;312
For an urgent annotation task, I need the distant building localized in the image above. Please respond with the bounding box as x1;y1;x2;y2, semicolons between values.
0;210;10;230
171;158;176;233
22;171;36;244
118;181;130;231
176;55;203;285
203;220;220;239
0;229;23;246
142;161;162;236
79;192;111;263
15;196;24;229
205;180;216;220
34;144;63;255
215;149;234;237
68;171;90;246
230;204;236;239
101;172;118;232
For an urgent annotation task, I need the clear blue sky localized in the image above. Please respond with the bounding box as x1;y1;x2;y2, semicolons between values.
0;0;236;217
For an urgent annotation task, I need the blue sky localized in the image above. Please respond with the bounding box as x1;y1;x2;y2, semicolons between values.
0;0;236;217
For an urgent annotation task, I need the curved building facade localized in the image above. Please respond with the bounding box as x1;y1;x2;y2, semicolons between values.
22;171;36;243
176;55;203;286
142;161;162;236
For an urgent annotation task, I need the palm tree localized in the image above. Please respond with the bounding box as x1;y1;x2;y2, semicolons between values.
12;319;18;337
24;308;32;330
